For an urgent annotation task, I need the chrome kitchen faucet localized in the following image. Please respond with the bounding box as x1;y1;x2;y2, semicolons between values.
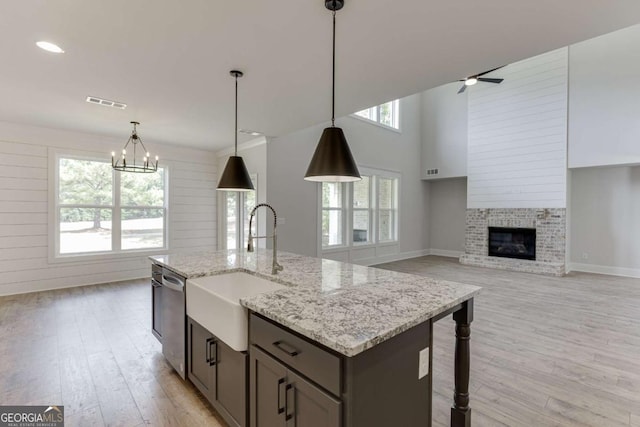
247;203;283;275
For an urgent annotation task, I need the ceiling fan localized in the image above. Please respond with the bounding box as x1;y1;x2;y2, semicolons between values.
457;67;505;94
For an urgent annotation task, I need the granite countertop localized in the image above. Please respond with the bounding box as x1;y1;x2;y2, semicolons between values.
150;249;481;357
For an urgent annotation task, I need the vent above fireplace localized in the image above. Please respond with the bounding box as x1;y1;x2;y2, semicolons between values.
488;227;536;261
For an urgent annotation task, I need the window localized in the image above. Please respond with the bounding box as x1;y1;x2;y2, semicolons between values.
354;99;400;130
352;176;372;244
56;155;167;256
223;175;257;250
320;170;399;249
377;177;398;242
322;182;346;247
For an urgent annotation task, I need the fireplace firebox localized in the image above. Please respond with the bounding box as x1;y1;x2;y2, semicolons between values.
488;227;536;260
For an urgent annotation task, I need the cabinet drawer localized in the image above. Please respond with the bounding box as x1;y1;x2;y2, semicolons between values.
250;313;341;397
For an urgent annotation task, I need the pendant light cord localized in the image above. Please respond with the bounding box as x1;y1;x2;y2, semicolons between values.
331;7;336;127
234;74;239;156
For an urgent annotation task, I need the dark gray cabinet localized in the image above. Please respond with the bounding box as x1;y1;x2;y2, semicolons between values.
151;264;163;342
250;345;287;427
187;317;247;427
249;312;432;427
188;317;215;396
250;346;341;427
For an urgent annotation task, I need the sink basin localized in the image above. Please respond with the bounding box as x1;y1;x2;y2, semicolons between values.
186;272;285;351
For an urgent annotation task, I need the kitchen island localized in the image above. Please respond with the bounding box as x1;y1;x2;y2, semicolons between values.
150;249;481;427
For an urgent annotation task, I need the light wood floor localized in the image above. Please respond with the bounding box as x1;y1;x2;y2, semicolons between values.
376;256;640;427
1;256;639;426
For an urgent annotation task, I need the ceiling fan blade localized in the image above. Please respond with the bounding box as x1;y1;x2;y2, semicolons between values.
477;66;506;77
457;84;467;94
478;77;504;84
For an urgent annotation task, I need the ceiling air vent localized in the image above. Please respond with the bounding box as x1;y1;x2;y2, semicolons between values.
86;96;127;109
426;168;439;176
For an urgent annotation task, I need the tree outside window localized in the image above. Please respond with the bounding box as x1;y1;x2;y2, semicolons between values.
57;156;166;256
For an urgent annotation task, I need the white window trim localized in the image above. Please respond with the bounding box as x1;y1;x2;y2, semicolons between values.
318;181;349;250
376;174;400;243
351;174;374;247
350;100;401;133
218;174;259;250
48;148;169;264
318;167;401;258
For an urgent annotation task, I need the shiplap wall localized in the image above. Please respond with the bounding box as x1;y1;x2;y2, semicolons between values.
467;48;568;208
0;121;217;296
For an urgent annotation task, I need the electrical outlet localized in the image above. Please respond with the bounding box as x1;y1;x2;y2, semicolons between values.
418;347;430;379
582;252;589;260
277;217;286;225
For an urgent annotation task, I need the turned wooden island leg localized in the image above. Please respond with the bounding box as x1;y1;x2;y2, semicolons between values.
451;298;473;427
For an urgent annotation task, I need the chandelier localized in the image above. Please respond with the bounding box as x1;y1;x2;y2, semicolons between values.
112;121;158;173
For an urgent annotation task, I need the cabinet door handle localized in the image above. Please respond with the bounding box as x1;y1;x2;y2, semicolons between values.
205;338;214;363
272;340;300;357
285;383;295;421
209;340;217;366
277;378;286;414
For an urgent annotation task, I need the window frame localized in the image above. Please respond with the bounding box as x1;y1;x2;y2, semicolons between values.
320;182;348;249
220;174;258;251
351;175;373;246
319;168;400;253
352;99;401;132
50;150;169;262
376;176;399;243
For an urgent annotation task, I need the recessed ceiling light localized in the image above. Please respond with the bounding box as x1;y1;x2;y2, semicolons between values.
36;41;64;53
86;96;127;109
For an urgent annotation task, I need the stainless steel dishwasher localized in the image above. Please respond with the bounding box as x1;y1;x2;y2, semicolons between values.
161;268;186;379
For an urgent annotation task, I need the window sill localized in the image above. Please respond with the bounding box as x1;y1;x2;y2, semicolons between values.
49;247;169;265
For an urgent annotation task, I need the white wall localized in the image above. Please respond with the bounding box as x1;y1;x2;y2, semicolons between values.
467;48;568;209
0;121;218;295
421;83;468;180
428;178;467;255
569;166;640;276
568;24;640;168
267;94;429;264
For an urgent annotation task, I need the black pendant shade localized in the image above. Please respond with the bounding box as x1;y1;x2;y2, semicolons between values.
304;0;361;183
217;70;255;192
217;155;254;191
304;127;360;182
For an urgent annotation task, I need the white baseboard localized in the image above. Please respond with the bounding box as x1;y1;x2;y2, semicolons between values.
568;262;640;279
0;274;150;297
429;248;464;258
361;249;431;266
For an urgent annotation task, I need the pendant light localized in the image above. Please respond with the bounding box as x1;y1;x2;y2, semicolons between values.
112;121;158;173
304;0;361;183
217;70;255;191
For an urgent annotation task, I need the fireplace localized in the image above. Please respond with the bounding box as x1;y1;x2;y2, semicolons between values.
488;227;536;260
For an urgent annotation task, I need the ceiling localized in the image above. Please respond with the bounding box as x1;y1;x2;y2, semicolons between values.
2;1;640;152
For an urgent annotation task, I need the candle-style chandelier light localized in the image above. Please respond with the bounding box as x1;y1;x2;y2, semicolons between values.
111;121;158;173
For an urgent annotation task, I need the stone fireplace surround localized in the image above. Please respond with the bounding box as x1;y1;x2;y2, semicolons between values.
459;208;566;276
